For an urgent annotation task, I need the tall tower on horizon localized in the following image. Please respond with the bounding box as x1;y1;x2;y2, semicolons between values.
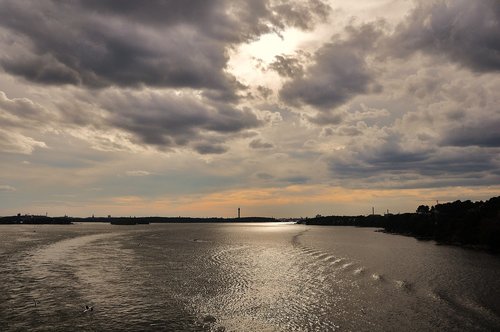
238;207;240;219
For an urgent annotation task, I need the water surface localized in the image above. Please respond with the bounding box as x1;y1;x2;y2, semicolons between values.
1;223;499;331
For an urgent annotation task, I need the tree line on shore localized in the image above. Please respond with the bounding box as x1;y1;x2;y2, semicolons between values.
0;215;276;225
305;196;500;253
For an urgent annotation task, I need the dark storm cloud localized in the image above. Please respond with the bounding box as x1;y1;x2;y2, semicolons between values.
328;132;500;187
2;54;82;85
0;0;330;92
391;0;500;72
193;143;228;155
279;22;383;112
0;0;233;91
203;106;261;133
330;151;499;187
97;90;262;153
441;119;500;148
0;0;331;154
77;0;331;37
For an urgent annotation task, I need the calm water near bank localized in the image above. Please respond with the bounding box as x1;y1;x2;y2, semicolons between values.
1;223;499;331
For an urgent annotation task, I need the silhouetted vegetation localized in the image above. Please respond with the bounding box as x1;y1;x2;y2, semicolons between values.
0;214;72;224
106;216;277;224
0;215;276;225
305;196;500;253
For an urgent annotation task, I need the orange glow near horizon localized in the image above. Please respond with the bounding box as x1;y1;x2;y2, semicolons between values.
14;184;500;218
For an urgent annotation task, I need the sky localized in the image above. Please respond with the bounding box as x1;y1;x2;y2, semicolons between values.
0;0;499;218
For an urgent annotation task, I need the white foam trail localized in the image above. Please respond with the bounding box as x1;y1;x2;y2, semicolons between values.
330;258;344;265
341;262;353;269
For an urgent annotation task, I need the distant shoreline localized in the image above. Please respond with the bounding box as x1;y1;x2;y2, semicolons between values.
0;215;279;225
304;196;500;254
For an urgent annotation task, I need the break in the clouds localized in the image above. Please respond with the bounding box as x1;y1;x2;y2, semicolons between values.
0;0;499;217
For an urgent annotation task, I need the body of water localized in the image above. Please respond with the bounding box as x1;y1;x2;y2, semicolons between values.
0;223;499;331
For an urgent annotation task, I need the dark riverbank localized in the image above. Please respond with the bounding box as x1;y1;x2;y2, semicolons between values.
105;216;277;224
0;215;73;225
0;215;277;225
304;196;500;253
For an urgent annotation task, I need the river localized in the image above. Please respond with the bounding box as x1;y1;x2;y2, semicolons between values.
0;223;499;331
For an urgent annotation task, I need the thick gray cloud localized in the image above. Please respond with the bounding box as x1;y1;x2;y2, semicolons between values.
390;0;500;72
0;0;330;95
96;90;262;152
0;0;331;155
278;0;499;121
0;0;233;92
279;23;383;112
276;1;500;190
76;0;331;37
441;119;500;148
328;131;500;188
193;143;228;155
0;87;262;155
